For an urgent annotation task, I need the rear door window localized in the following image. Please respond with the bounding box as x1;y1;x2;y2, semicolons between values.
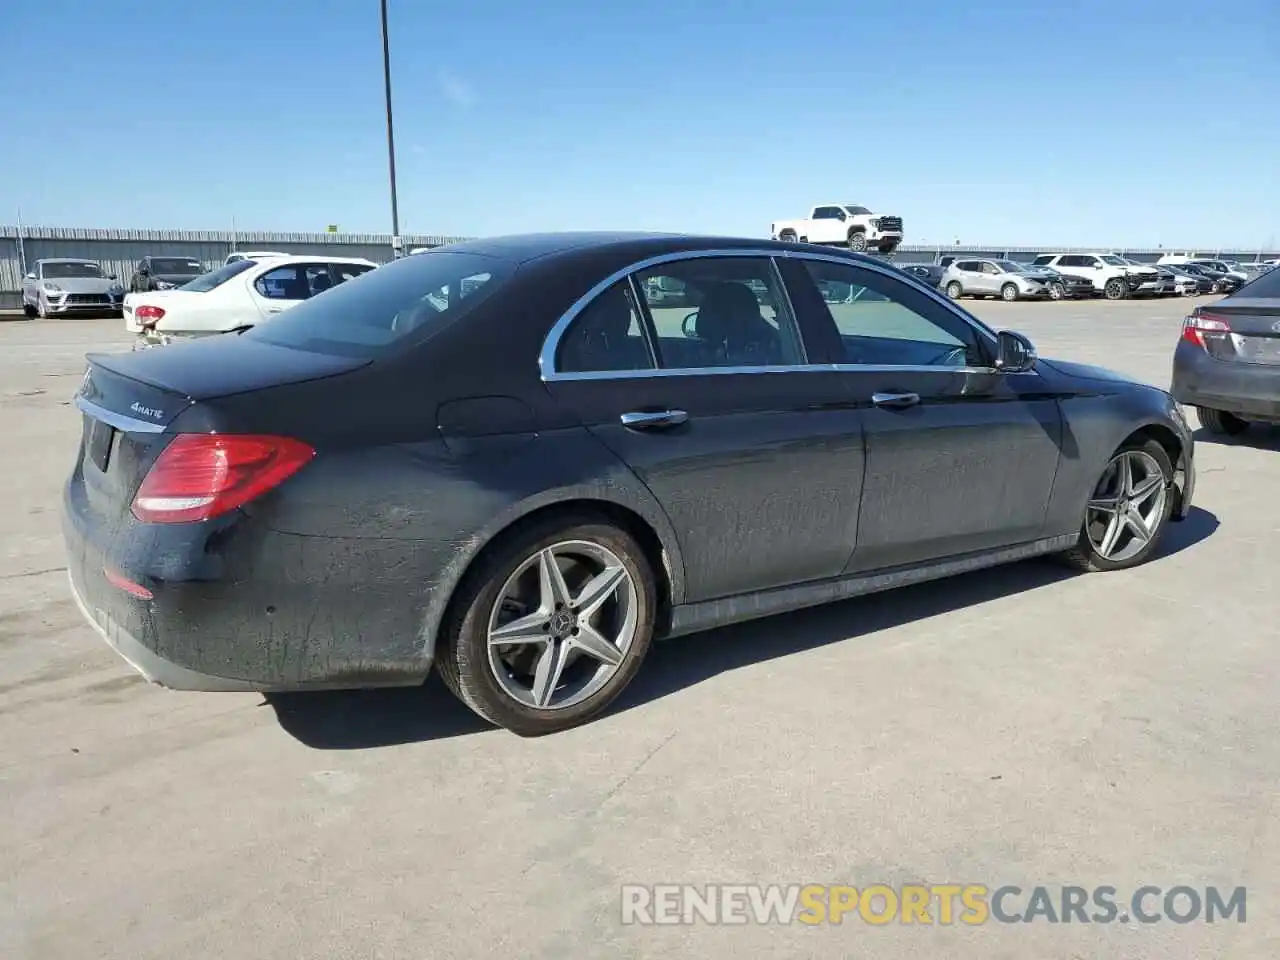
244;251;513;358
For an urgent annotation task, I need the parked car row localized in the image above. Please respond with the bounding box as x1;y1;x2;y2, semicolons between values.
897;252;1263;302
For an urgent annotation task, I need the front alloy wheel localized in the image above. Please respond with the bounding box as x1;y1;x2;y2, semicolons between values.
945;281;963;299
437;519;657;735
1001;283;1019;302
1103;278;1128;300
1058;439;1173;572
1048;282;1065;300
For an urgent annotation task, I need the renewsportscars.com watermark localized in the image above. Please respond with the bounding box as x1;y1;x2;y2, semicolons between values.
621;884;1247;926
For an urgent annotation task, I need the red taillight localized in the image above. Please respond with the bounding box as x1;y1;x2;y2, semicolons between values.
135;305;166;328
131;434;315;524
1181;311;1230;348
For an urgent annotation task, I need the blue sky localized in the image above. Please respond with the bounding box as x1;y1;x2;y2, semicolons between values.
4;0;1278;247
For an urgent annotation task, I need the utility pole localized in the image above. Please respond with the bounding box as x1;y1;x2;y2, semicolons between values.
380;0;403;259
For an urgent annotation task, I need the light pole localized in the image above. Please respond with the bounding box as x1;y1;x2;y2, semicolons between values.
380;0;402;258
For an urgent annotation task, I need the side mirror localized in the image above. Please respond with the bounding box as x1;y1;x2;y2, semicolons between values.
24;272;35;280
108;274;118;281
995;330;1037;374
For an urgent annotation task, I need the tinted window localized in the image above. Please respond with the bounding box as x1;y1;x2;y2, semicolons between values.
798;260;984;368
1033;255;1054;265
842;205;872;215
151;258;202;274
557;281;654;373
635;257;806;369
1234;266;1280;298
955;261;981;272
41;261;104;279
182;259;256;291
245;250;512;358
255;263;338;300
332;262;375;285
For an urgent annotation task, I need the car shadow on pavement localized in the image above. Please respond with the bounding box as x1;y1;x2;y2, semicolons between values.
267;506;1218;749
1192;424;1280;449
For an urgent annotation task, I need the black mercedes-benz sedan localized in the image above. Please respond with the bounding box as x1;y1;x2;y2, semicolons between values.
64;233;1196;735
1171;263;1280;436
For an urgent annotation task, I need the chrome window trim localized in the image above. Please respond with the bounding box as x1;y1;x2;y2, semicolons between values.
75;394;167;434
539;247;1017;383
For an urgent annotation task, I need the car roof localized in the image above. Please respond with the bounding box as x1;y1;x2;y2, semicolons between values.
435;231;893;267
246;254;377;266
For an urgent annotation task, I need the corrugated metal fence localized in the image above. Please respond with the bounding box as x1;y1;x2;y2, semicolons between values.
2;224;1276;309
0;225;470;308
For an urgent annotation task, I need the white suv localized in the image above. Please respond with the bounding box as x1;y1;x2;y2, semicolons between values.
1032;253;1162;300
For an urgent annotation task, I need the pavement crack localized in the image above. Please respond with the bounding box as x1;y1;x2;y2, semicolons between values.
596;728;679;812
0;565;68;581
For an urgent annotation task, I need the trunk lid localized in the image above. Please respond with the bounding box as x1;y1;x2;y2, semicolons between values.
1198;298;1280;365
88;332;372;400
74;338;370;519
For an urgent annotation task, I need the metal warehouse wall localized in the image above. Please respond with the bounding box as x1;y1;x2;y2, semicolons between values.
2;224;1275;308
0;226;468;308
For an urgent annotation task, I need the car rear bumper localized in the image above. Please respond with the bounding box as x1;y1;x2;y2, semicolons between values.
62;475;433;692
1171;340;1280;422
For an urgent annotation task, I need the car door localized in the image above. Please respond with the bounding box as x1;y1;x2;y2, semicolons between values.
784;254;1064;573
980;261;1005;294
540;252;866;603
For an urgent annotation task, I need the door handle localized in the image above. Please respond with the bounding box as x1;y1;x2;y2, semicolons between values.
620;409;689;430
871;392;921;409
265;307;283;314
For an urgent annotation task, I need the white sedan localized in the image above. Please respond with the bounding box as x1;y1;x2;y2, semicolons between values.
124;255;378;343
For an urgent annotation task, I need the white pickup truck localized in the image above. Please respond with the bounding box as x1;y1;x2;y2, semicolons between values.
770;203;905;253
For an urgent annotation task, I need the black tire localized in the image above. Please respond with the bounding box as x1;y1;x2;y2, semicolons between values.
877;241;899;254
1057;437;1175;573
436;516;658;736
847;230;868;252
778;230;798;243
1196;407;1248;436
1000;282;1019;302
1048;282;1065;300
22;301;37;319
945;281;963;300
1103;278;1127;300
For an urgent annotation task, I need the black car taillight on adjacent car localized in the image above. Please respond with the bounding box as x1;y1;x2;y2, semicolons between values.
131;434;315;524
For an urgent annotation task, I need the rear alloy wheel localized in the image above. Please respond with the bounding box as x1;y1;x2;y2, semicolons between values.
945;281;963;300
1058;439;1173;572
1103;278;1128;300
847;230;868;252
1000;282;1019;302
437;518;657;736
1048;282;1065;301
1196;407;1249;436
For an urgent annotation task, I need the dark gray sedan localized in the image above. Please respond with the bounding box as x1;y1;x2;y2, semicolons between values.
1172;265;1280;435
63;233;1195;735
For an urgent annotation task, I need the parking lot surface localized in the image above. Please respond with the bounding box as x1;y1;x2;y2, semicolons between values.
2;299;1278;959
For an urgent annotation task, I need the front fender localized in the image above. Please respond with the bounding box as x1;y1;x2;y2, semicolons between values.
1044;384;1192;535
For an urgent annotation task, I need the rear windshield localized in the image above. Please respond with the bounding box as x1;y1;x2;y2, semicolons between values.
152;258;202;274
1234;267;1280;298
244;250;513;358
181;259;255;291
